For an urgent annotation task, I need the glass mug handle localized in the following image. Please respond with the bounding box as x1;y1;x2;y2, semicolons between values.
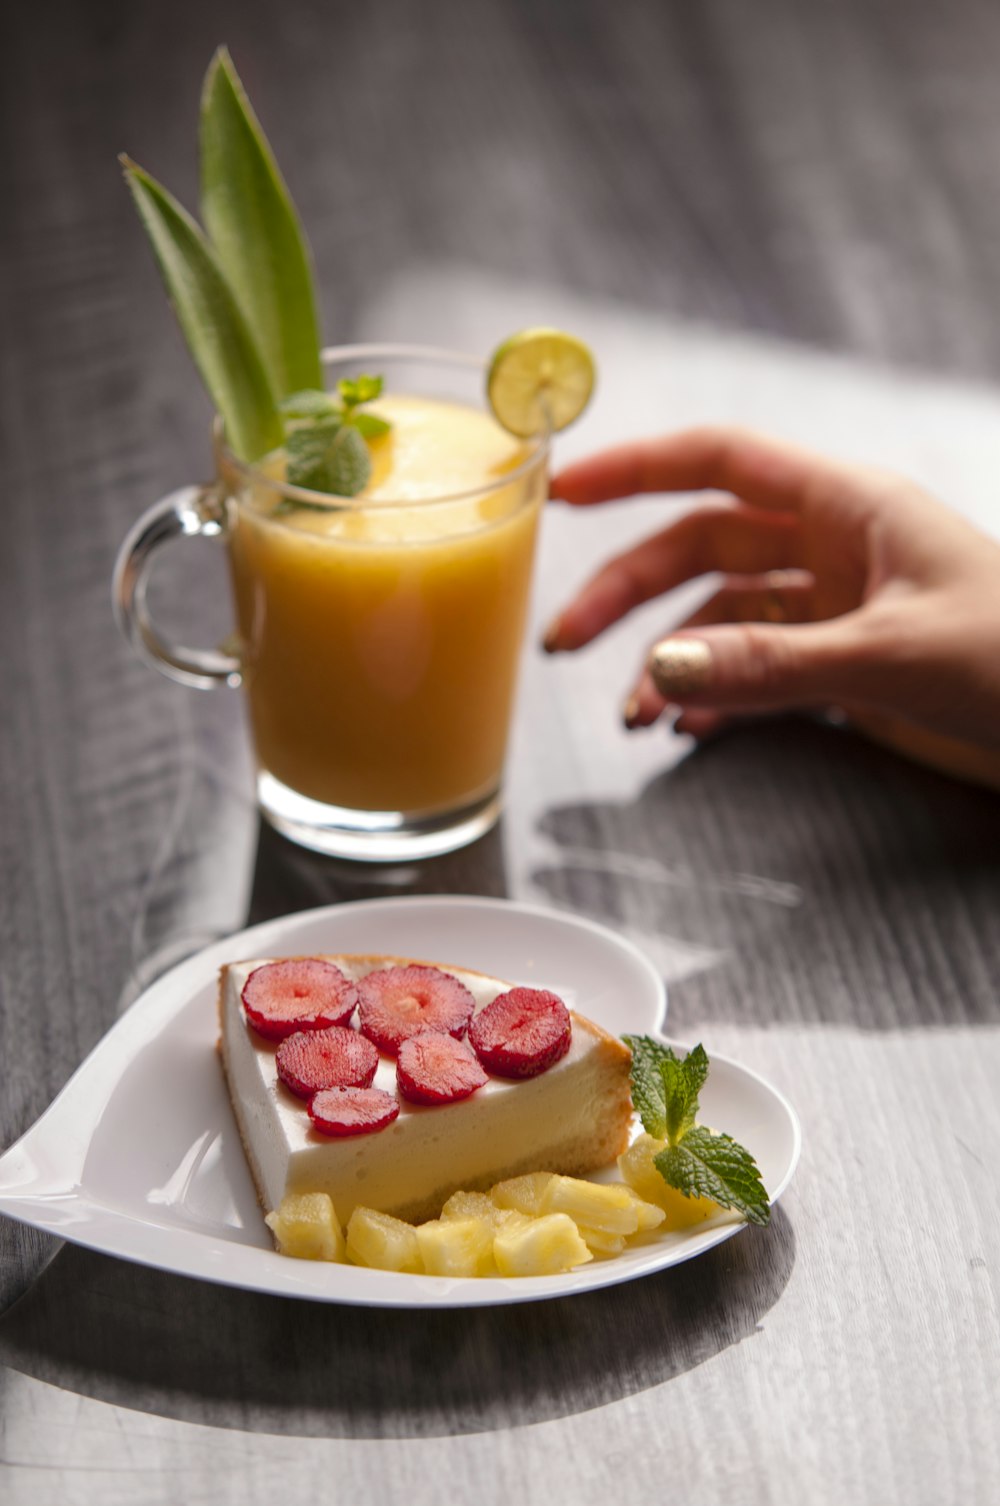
112;483;242;689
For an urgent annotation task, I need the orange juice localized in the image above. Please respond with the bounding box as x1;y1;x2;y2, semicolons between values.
227;395;546;814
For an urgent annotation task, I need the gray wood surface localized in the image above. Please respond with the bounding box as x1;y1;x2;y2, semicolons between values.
2;2;999;1502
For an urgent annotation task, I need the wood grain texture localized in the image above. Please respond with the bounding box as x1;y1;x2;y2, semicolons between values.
1;1;999;1502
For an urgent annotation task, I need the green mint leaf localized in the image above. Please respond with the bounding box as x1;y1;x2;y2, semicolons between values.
338;373;383;409
683;1042;710;1101
323;424;372;495
353;411;392;439
623;1036;709;1144
661;1054;698;1143
655;1127;770;1226
200;47;323;398
286;419;371;496
280;389;338;419
622;1035;672;1139
662;1042;710;1142
121;156;282;462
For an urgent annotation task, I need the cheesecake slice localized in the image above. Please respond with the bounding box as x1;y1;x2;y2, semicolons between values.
219;954;633;1228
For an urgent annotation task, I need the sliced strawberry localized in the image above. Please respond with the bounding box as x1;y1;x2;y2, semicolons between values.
396;1032;489;1105
242;959;358;1041
356;965;475;1056
468;988;572;1078
308;1085;399;1137
276;1026;379;1100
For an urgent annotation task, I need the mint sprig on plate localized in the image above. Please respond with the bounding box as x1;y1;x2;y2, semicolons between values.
622;1035;770;1226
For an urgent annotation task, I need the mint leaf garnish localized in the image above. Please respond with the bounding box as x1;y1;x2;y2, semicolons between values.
322;425;370;496
655;1128;770;1226
286;419;371;496
621;1035;669;1138
662;1042;708;1141
338;374;383;409
280;389;337;419
622;1035;770;1226
279;371;390;500
353;411;392;439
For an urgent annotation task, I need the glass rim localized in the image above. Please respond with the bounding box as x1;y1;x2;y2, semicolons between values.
215;342;551;511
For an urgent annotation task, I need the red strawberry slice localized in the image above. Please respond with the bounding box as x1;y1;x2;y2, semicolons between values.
356;965;475;1056
468;988;572;1078
396;1032;489;1105
276;1026;379;1100
242;959;358;1041
308;1085;399;1137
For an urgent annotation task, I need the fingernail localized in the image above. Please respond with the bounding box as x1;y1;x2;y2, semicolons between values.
648;637;713;697
623;695;641;729
542;617;563;653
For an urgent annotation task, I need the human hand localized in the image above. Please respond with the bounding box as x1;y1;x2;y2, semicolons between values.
544;426;1000;790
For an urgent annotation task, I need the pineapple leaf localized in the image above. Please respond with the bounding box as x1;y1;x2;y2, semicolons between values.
121;155;282;462
200;46;324;399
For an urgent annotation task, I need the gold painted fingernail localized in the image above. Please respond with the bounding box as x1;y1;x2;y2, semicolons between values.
623;695;641;729
542;617;563;653
648;637;713;697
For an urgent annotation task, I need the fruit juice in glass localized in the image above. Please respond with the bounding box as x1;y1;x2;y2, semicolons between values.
221;347;549;858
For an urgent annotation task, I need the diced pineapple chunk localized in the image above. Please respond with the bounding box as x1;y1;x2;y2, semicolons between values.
540;1175;639;1234
442;1189;496;1221
618;1135;719;1227
416;1215;496;1277
346;1206;423;1273
618;1134;669;1206
652;1182;721;1229
494;1212;593;1276
491;1171;555;1216
624;1190;667;1232
576;1225;626;1258
265;1192;344;1262
441;1190;515;1233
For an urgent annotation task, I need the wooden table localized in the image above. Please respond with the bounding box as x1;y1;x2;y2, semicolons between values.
2;3;999;1501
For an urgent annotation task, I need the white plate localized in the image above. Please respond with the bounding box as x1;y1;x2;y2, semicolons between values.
0;896;799;1308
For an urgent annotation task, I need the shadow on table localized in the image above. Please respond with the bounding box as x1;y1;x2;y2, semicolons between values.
245;812;512;926
0;1210;794;1437
530;717;1000;1030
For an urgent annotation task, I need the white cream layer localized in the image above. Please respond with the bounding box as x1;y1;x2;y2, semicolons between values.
222;957;616;1224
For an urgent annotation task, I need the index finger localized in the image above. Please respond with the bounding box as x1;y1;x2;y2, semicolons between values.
550;425;858;513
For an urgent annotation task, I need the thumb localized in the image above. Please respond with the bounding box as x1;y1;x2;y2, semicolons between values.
647;619;870;712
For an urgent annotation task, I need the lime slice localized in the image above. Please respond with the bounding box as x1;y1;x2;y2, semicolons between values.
486;328;596;437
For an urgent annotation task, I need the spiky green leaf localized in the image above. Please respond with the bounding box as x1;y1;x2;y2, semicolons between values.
121;156;282;461
200;46;323;399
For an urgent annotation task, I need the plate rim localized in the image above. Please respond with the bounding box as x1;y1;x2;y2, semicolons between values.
0;896;800;1308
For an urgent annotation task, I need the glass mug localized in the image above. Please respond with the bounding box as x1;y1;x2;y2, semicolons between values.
113;345;550;861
